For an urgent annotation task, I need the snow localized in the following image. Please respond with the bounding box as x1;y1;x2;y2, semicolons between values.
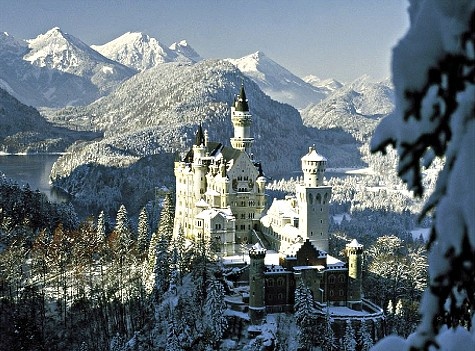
370;0;475;349
227;51;327;109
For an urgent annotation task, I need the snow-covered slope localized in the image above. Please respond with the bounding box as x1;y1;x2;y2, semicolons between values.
169;40;202;63
301;75;394;141
25;27;135;91
0;28;135;108
91;32;202;71
0;31;97;107
0;88;99;153
227;51;327;110
303;74;343;94
91;32;201;71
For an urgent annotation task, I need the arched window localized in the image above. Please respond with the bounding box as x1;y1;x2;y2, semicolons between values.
316;193;322;204
309;193;314;204
328;275;335;284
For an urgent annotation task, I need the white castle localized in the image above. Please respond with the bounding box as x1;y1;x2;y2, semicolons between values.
174;84;332;257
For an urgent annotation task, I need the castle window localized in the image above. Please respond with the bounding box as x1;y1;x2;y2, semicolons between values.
267;279;274;287
339;289;344;297
329;275;335;284
278;293;284;300
240;225;245;230
329;290;334;297
277;278;284;286
338;274;345;283
215;223;222;230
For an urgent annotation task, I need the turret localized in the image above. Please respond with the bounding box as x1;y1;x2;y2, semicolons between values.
345;239;363;310
296;146;332;251
248;243;266;324
230;85;254;155
301;145;326;187
192;125;206;200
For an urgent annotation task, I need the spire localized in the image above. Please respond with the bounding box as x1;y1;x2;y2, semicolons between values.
195;123;205;146
234;84;249;112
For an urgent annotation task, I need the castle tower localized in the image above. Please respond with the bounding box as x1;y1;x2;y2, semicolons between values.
345;239;364;310
296;146;332;251
192;124;207;202
230;85;254;156
256;164;267;214
248;243;266;324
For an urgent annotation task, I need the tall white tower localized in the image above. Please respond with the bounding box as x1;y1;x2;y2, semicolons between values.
296;146;331;252
230;85;254;156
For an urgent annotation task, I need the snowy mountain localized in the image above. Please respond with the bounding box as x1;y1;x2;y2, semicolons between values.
227;51;327;110
91;32;202;71
25;27;135;92
169;40;202;63
303;74;343;94
301;75;394;142
0;28;135;107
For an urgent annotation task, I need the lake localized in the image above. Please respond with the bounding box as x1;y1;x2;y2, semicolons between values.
0;154;71;203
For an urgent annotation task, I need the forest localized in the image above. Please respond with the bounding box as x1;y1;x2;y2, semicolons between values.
0;163;430;350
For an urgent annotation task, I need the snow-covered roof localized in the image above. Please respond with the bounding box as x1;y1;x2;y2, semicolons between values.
301;146;327;162
195;198;209;208
346;238;363;248
196;208;235;220
326;254;346;270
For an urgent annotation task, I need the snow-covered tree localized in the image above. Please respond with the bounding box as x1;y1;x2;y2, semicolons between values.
137;207;150;254
96;210;107;245
370;0;475;349
343;319;357;351
294;281;317;350
359;320;374;351
203;278;228;347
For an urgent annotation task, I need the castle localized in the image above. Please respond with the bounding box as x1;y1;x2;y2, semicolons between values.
174;85;383;328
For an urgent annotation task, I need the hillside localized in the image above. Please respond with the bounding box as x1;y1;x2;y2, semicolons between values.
0;88;99;153
301;76;394;142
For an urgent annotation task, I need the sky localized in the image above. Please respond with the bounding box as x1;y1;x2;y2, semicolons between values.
0;0;410;83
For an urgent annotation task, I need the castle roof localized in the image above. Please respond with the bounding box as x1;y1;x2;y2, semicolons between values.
346;239;363;248
301;146;327;162
195;123;205;146
234;84;249;112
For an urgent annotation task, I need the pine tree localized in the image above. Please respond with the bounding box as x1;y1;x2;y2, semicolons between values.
370;3;474;348
96;210;107;245
359;320;374;351
343;319;357;351
137;207;150;255
294;281;316;350
114;204;133;251
203;278;228;347
322;308;335;351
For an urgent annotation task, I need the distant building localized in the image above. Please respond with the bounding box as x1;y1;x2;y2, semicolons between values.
173;85;383;332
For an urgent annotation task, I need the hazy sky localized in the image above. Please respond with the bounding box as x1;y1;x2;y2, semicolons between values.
0;0;409;82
